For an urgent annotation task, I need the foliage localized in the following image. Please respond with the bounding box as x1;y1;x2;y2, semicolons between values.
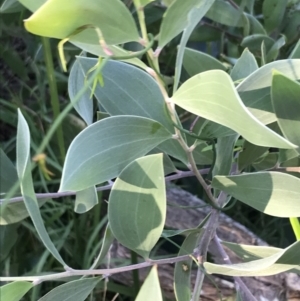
1;0;300;300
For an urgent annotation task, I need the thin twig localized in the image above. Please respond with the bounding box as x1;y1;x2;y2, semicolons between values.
0;169;210;204
0;254;191;283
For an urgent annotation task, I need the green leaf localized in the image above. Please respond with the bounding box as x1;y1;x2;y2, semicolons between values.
245;13;266;35
18;0;46;12
108;154;166;259
237;59;300;125
135;266;163;301
38;277;101;301
238;141;267;171
0;0;23;13
89;223;115;269
204;240;300;276
75;186;98;214
230;48;258;82
158;0;208;50
252;153;278;171
173;0;215;92
24;0;140;45
266;35;286;63
0;148;19;194
17;110;67;266
271;72;300;154
68;58;93;125
205;0;243;27
212;172;300;217
60;116;172;192
174;232;200;301
241;34;274;54
0;224;18;262
182;47;226;78
171;70;295;148
289;39;300;59
0;281;33;301
262;0;287;33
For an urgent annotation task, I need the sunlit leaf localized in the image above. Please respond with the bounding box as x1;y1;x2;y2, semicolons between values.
38;277;101;301
212;172;300;217
108;154;166;259
204;240;300;276
24;0;140;45
0;281;33;301
17;110;67;266
171;70;295;148
271;72;300;153
135;266;163;301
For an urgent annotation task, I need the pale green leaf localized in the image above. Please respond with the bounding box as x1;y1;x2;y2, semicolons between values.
0;281;33;301
230;48;258;82
108;154;166;259
68;58;93;126
182;47;226;78
59;116;172;192
135;266;163;301
38;277;101;301
18;0;45;12
205;0;244;27
17;110;66;266
174;232;200;301
263;0;287;33
24;0;140;45
75;186;98;214
158;0;208;49
204;240;300;276
171;70;296;148
271;72;300;154
173;0;215;92
212;172;300;217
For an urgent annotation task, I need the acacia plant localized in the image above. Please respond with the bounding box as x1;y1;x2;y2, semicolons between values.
1;0;300;300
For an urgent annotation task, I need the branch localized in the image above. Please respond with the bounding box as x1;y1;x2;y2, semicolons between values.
0;254;190;283
0;168;210;204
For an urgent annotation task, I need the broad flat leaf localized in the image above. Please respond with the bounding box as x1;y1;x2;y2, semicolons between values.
171;70;296;148
191;142;213;165
238;141;267;171
77;58;172;131
158;0;208;49
0;148;19;194
77;57;187;165
17;110;66;266
205;0;243;27
271;72;300;154
0;199;47;225
135;266;163;301
18;0;45;12
108;154;166;259
60;116;172;192
230;48;258;82
0;224;18;262
68;58;93;125
279;148;299;164
245;13;266;35
266;35;286;62
72;42;148;70
38;277;101;301
75;186;98;214
213;135;238;177
253;153;278;171
263;0;287;33
212;172;300;217
173;0;215;92
0;281;33;301
237;59;300;124
174;232;200;301
24;0;140;45
89;223;115;269
241;34;274;54
182;47;226;78
204;240;300;276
